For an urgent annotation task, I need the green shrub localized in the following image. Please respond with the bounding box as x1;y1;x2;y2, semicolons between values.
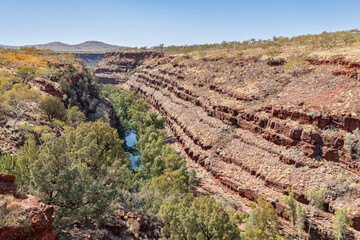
345;128;360;160
0;83;41;130
13;121;128;231
306;187;325;239
35;67;60;81
158;194;241;240
39;95;65;121
245;197;282;239
1;59;12;66
64;106;86;127
17;66;35;83
59;77;70;93
332;206;352;240
283;190;296;227
285;57;309;76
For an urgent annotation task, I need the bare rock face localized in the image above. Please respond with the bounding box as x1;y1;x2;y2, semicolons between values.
0;173;55;240
32;78;65;100
96;52;360;239
0;173;17;195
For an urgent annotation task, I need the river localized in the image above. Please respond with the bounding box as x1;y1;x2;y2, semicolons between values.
124;131;140;169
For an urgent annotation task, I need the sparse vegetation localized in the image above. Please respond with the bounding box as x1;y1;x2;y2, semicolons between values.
296;204;306;239
341;32;356;46
332;205;352;240
307;187;325;239
0;194;30;228
283;189;296;227
345;128;360;160
149;29;360;61
325;172;358;200
285;57;309;76
245;197;282;239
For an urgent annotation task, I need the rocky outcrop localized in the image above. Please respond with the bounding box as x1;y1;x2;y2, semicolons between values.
0;173;17;194
96;52;360;239
0;173;55;240
306;56;360;81
103;51;164;60
105;206;163;239
61;204;163;239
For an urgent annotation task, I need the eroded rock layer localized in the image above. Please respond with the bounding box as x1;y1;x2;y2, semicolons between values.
96;52;360;239
94;51;164;84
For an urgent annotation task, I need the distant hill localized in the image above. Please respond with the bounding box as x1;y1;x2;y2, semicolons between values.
0;41;124;52
0;44;18;49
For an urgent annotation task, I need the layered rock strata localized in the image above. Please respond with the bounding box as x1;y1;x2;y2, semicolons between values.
96;52;360;239
94;51;164;84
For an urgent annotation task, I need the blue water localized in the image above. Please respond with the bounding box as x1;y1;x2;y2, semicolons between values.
125;131;140;169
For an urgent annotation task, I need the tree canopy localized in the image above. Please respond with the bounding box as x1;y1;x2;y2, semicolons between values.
17;66;35;83
0;83;41;129
245;197;282;240
39;95;65;121
158;194;241;240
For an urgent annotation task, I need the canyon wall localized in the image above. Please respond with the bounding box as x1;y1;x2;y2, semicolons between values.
0;65;117;155
94;51;164;85
95;52;360;239
74;53;105;67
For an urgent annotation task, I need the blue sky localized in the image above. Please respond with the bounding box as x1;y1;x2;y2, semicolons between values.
1;0;359;47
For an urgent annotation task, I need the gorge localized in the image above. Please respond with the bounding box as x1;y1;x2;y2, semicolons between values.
94;50;360;239
3;1;360;239
1;32;360;240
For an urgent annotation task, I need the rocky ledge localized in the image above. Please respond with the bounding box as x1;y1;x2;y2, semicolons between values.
61;204;163;239
0;173;55;240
